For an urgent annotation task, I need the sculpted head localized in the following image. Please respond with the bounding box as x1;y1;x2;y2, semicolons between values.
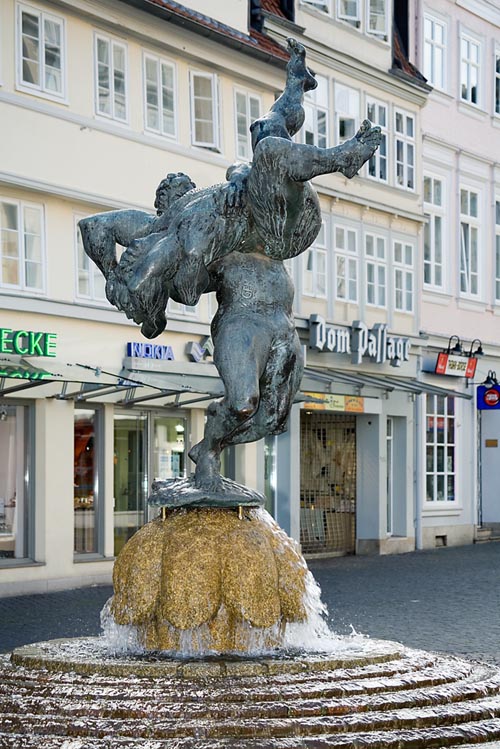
155;172;196;215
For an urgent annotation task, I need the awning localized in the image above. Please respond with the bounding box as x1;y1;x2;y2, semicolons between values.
303;367;472;400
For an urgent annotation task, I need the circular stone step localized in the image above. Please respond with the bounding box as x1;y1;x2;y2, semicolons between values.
2;638;500;748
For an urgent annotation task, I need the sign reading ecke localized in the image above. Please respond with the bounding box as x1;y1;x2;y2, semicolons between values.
309;315;411;368
0;328;57;357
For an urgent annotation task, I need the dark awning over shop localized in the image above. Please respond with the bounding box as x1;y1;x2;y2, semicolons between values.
302;367;472;400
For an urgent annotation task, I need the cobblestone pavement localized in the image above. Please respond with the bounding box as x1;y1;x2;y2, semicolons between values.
1;541;499;664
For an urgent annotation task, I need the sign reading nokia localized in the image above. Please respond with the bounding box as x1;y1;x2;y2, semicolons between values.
309;315;411;367
127;342;174;360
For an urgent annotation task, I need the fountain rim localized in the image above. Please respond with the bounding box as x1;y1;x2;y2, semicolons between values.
10;637;404;680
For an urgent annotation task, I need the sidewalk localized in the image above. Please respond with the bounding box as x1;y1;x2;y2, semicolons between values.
1;541;499;662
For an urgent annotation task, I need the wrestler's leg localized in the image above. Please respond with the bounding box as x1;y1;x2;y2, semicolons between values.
219;329;304;449
78;210;156;278
189;317;273;490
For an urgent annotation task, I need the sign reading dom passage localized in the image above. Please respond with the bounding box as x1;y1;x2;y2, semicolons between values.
0;329;57;357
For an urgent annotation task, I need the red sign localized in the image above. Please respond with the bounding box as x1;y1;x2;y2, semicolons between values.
484;389;500;407
435;352;477;379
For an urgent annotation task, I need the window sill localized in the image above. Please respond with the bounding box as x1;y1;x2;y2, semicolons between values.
94;113;130;129
422;505;463;517
422;289;452;305
457;101;488;120
0;559;45;569
15;83;68;106
73;554;115;564
457;297;488;312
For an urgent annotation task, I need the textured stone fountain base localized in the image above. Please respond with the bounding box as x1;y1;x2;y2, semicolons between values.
110;508;309;653
4;639;500;747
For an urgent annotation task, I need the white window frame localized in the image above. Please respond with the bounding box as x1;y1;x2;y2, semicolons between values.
459;32;481;107
333;222;358;302
459;186;480;298
494;47;500;117
366;97;388;182
423;174;445;291
190;71;220;151
394;108;415;191
423;13;446;91
234;89;261;161
301;0;332;13
302;74;329;149
168;300;197;317
74;214;108;304
94;33;128;123
424;395;456;504
143;52;177;140
367;0;388;41
303;217;328;298
337;0;360;28
364;231;386;308
393;239;414;313
495;199;500;304
0;197;46;293
16;2;66;101
335;83;360;144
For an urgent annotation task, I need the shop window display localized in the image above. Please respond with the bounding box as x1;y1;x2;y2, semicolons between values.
0;404;30;561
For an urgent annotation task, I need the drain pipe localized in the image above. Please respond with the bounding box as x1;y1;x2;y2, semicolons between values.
414;361;423;550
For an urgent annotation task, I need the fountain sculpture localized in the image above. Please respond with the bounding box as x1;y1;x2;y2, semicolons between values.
77;36;382;654
3;37;500;749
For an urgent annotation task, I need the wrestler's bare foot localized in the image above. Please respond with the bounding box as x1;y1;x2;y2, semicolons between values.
340;120;382;178
192;446;224;492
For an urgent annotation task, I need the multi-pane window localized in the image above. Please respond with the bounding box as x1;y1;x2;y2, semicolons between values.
335;84;359;143
495;52;500;116
423;175;444;289
425;395;455;503
393;241;413;312
235;91;260;160
144;54;176;138
75;217;106;302
18;4;64;97
0;199;44;291
460;187;479;297
423;15;446;89
303;75;328;148
365;232;386;307
334;224;357;302
366;99;387;181
460;35;480;105
394;109;415;190
337;0;360;27
303;219;328;297
95;35;127;122
495;200;500;302
190;72;220;150
367;0;387;39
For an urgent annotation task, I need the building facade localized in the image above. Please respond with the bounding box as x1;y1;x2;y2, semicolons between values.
1;0;495;596
406;0;500;547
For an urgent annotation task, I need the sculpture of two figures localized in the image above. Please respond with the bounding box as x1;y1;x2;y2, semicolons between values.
80;38;381;505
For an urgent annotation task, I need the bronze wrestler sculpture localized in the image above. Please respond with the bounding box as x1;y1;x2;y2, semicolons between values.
80;38;381;497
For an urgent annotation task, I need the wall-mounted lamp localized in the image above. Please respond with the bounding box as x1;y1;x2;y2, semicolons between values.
483;370;499;386
446;335;463;355
467;339;484;357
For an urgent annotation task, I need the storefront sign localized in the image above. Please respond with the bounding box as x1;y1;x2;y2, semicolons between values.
127;342;174;361
0;328;57;357
304;392;365;413
477;385;500;410
309;316;410;368
186;336;214;362
435;352;476;379
0;365;51;380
